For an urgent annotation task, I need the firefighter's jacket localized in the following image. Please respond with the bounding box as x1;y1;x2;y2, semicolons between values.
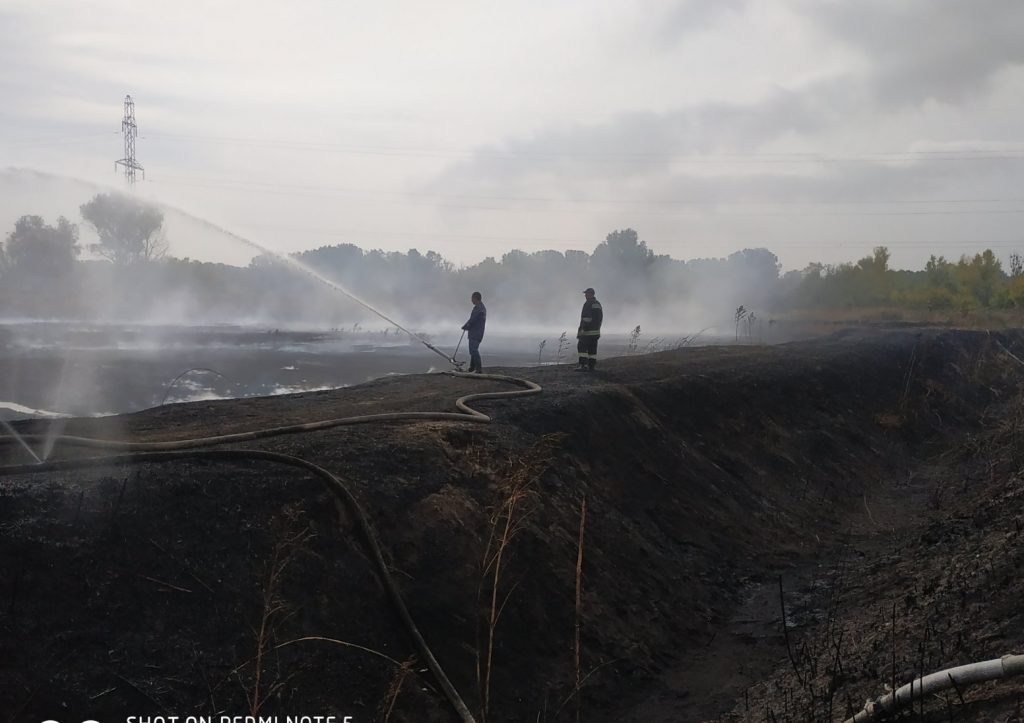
577;298;603;338
462;302;487;342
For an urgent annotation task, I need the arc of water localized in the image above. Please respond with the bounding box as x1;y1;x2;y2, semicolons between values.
159;206;458;366
4;169;459;365
0;419;41;464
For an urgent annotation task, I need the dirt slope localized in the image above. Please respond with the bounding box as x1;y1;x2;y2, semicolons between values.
1;328;1023;723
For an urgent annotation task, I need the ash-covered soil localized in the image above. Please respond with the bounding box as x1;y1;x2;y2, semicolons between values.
1;328;1023;723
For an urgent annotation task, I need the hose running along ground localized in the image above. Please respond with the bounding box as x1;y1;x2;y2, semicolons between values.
0;371;543;723
844;654;1024;722
5;371;541;453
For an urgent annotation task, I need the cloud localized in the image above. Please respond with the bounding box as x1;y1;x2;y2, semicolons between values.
800;0;1024;106
428;78;856;192
2;1;1023;274
656;0;749;45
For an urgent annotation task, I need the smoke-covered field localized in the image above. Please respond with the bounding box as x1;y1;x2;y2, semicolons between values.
0;321;651;420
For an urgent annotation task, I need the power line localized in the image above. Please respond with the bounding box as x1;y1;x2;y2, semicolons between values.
149;175;1024;218
5;131;119;151
219;220;1022;251
16;128;1024;165
148;172;1024;207
8;127;1024;166
140;130;1024;163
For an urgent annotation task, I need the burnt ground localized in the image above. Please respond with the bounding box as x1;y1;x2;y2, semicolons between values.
1;328;1024;723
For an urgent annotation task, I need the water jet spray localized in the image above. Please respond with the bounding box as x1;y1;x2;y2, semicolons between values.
159;367;230;406
156;205;462;367
0;419;41;464
6;169;461;367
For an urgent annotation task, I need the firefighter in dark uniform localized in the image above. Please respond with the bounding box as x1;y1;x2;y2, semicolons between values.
461;291;487;373
576;287;603;371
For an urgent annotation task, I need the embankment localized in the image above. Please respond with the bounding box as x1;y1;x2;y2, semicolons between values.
1;328;1022;722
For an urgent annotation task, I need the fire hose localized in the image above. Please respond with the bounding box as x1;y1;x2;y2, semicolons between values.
0;371;543;723
844;654;1024;722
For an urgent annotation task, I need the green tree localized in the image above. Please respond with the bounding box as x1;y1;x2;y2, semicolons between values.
854;246;892;304
954;250;1002;306
80;193;166;265
925;255;954;289
727;248;782;306
591;228;654;271
1010;253;1023;278
424;249;454;274
3;215;79;278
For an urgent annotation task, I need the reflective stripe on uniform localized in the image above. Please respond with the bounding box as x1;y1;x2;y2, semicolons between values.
578;330;601;336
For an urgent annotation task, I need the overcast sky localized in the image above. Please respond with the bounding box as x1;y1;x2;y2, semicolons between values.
2;0;1023;270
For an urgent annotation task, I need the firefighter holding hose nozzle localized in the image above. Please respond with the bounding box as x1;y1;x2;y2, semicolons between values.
461;291;487;373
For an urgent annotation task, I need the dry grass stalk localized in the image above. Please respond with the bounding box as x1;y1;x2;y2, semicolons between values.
377;656;416;723
574;496;587;723
242;507;316;714
476;435;564;723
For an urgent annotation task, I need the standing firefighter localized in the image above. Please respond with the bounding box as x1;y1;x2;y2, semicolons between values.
576;287;603;371
462;291;487;373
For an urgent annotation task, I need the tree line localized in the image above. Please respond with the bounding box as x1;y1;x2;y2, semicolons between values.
2;193;1023;326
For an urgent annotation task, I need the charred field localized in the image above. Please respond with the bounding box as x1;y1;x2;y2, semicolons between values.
1;327;1024;723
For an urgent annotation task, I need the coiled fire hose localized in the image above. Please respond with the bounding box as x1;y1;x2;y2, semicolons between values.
0;371;543;723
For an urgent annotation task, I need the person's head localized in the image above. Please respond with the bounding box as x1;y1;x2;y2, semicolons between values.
583;287;595;300
471;291;482;305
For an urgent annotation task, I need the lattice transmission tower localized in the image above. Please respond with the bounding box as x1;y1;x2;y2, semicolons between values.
114;94;145;186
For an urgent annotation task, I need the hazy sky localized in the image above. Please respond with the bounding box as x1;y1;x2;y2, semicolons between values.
2;0;1023;269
